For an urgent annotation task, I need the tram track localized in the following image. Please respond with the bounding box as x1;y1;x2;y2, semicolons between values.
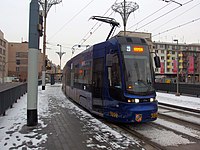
158;102;200;114
102;104;200;150
117;124;165;150
67;93;200;149
112;120;200;149
101;120;165;150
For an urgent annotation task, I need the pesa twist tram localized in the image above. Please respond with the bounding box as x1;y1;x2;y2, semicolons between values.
62;35;160;123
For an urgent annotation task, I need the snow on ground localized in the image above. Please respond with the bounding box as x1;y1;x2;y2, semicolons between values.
0;84;143;150
155;118;200;139
44;84;143;150
0;90;48;149
156;92;200;110
1;84;200;149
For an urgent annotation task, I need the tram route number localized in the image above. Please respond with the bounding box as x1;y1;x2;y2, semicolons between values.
109;112;118;118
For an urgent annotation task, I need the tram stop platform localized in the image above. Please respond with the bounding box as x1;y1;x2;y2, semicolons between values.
0;83;143;150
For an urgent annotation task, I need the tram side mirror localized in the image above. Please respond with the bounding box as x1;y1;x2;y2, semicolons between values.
106;54;113;67
154;55;161;68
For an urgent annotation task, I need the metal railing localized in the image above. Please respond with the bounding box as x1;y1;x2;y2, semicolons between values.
154;83;200;97
0;83;27;116
0;80;42;116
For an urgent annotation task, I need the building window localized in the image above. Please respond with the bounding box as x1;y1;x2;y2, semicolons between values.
16;52;20;57
155;50;158;53
2;49;5;55
16;52;28;58
2;65;5;71
161;50;164;54
159;45;164;49
16;59;20;65
161;56;165;60
2;41;6;48
16;67;20;72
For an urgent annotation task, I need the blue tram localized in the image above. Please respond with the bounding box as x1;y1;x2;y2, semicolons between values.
62;35;160;123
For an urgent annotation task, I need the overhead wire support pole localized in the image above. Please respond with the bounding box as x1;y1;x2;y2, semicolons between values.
27;0;40;126
123;0;126;35
174;39;180;96
39;0;62;90
112;0;139;36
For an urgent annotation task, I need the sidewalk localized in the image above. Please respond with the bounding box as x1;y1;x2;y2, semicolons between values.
157;92;200;111
0;84;143;150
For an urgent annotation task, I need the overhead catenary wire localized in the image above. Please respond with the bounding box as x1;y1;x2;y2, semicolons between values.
76;0;118;46
46;42;72;49
134;0;193;31
128;1;172;30
78;11;116;46
48;0;95;41
151;1;200;32
152;17;200;37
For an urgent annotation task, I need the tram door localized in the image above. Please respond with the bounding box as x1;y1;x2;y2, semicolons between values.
92;57;104;112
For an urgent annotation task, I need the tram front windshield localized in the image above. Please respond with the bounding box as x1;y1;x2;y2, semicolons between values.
121;45;155;95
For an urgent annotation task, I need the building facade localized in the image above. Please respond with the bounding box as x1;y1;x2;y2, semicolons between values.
0;30;8;83
153;42;200;83
8;42;43;82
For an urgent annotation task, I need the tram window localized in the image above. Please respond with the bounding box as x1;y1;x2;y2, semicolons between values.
92;58;104;98
110;55;121;88
108;54;123;101
66;65;71;86
73;60;92;91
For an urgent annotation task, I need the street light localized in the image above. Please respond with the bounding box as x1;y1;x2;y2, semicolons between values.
112;0;139;35
174;39;180;96
39;0;62;90
56;44;66;70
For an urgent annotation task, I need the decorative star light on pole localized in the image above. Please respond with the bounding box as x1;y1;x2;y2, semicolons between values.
39;0;62;14
112;0;139;35
57;44;66;69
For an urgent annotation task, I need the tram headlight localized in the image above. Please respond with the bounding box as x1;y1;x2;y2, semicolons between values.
150;98;156;102
135;99;140;103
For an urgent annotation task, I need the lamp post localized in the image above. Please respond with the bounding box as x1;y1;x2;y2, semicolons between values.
56;44;65;70
39;0;62;90
112;0;139;35
174;39;180;96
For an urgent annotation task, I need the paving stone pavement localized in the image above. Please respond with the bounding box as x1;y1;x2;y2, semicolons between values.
0;84;143;150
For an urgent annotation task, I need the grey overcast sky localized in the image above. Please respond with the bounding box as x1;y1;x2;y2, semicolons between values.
0;0;200;67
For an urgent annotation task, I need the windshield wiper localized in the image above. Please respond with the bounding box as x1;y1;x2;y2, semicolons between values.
137;80;152;92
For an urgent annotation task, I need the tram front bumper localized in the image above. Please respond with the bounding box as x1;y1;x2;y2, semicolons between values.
105;102;158;123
